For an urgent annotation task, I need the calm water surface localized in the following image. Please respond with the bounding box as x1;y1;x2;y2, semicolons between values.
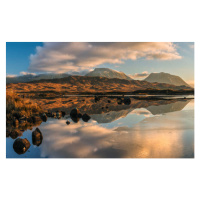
6;98;194;158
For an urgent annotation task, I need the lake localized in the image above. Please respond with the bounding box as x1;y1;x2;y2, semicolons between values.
6;97;194;158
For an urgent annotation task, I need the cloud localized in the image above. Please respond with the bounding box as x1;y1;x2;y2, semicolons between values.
20;71;36;76
6;74;17;78
28;42;182;73
129;71;149;79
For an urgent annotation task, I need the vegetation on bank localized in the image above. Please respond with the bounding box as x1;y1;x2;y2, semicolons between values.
6;91;43;127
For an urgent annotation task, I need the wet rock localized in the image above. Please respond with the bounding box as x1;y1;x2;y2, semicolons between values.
52;112;57;118
46;112;53;117
9;130;22;139
32;128;43;146
82;113;91;122
61;111;66;117
77;113;82;118
124;97;131;105
32;116;42;124
41;113;48;122
13;138;30;154
71;116;80;123
108;100;111;103
70;108;81;118
55;111;62;118
66;120;70;125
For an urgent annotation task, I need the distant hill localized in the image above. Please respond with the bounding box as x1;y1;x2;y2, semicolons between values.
6;75;193;96
6;73;70;84
85;68;132;80
144;72;191;87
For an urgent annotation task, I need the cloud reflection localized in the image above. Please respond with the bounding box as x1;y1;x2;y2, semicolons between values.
38;107;194;158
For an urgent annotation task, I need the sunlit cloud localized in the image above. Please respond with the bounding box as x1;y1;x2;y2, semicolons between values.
28;42;182;73
129;71;149;79
6;74;17;78
20;71;36;76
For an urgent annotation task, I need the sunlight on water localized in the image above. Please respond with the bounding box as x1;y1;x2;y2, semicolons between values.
6;99;194;158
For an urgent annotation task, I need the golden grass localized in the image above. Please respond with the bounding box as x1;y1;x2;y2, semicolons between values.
6;91;43;124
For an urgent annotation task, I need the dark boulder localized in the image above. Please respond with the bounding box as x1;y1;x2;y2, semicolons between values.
66;120;70;125
41;113;47;122
124;97;131;105
71;116;80;123
9;130;22;139
56;111;62;118
46;112;53;117
31;116;42;124
70;108;81;118
32;128;43;146
108;100;111;103
77;113;82;118
82;113;91;122
13;138;30;154
52;112;56;118
61;111;66;117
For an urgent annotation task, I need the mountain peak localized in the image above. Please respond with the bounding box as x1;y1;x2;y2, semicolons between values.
144;72;191;87
85;68;132;80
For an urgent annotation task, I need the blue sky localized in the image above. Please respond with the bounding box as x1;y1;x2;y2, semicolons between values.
6;42;194;85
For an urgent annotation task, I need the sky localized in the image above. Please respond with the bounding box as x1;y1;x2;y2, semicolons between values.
6;42;194;86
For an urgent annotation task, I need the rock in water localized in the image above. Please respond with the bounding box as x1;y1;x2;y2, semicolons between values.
56;111;62;118
41;113;47;122
13;138;30;154
61;111;66;117
71;117;80;123
9;130;22;139
70;108;81;118
32;128;43;146
82;113;91;122
32;116;42;124
124;97;131;105
66;120;70;125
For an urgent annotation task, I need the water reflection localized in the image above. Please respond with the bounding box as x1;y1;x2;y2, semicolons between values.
6;98;194;158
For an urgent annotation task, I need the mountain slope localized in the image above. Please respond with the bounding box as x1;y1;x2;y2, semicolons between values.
6;73;69;84
144;72;191;87
85;68;132;80
6;76;192;96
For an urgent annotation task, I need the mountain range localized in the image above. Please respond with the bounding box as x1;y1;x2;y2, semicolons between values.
6;68;191;88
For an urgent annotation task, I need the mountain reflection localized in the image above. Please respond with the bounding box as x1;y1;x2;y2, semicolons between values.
38;108;194;158
6;98;194;158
